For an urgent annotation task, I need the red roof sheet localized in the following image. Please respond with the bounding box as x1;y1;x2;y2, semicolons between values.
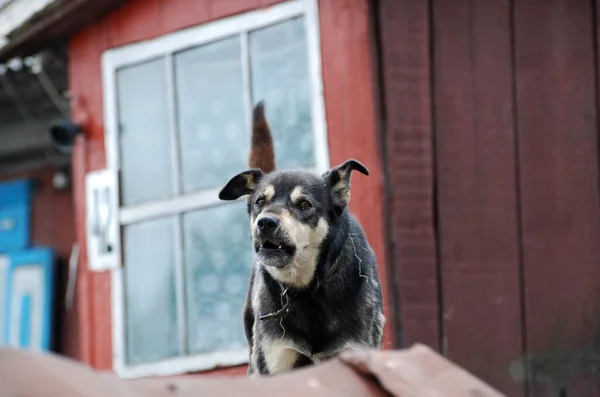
0;344;506;397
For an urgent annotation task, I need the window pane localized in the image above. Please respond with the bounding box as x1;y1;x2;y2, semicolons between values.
117;58;173;206
183;203;252;354
175;36;248;193
249;17;315;170
123;216;179;365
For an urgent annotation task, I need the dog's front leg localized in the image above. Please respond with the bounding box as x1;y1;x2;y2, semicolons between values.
248;324;264;376
261;339;305;375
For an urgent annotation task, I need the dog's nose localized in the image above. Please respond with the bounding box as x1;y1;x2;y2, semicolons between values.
256;216;279;233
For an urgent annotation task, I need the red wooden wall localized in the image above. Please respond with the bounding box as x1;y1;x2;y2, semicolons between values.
433;0;523;394
68;0;392;375
376;0;600;395
0;168;78;358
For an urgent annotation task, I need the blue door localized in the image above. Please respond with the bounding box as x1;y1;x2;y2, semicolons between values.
1;247;54;351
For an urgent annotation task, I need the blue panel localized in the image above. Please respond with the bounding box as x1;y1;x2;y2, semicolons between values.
0;205;32;252
0;255;8;345
0;179;32;252
0;179;32;205
2;247;54;351
19;295;32;348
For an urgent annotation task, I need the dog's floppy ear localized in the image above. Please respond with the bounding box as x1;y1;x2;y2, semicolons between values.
323;159;369;215
219;169;264;201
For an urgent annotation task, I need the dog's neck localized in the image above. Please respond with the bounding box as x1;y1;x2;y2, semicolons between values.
258;220;360;323
258;285;293;321
312;213;351;289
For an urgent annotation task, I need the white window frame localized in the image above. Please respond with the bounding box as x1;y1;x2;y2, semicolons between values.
101;0;329;379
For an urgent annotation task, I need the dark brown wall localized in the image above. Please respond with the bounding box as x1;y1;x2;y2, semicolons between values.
376;0;600;395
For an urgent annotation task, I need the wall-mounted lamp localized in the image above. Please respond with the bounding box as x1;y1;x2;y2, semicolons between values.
48;119;83;154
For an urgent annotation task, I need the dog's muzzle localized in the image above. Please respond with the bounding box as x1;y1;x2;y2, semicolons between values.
255;214;285;248
254;215;295;267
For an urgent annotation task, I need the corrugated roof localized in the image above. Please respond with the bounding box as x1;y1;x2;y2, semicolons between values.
0;0;124;62
0;344;507;397
0;0;59;39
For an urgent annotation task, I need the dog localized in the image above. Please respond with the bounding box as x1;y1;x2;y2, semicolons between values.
218;102;385;376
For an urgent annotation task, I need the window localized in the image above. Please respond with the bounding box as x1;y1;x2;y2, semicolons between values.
102;0;328;378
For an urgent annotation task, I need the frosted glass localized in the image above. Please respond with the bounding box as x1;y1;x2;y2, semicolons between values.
249;17;315;169
183;203;252;354
123;216;179;364
175;36;249;193
117;58;173;206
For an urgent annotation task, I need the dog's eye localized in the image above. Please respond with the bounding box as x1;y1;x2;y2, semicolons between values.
298;199;313;210
255;198;265;206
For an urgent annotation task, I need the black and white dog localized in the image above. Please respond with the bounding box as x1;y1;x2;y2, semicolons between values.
218;102;385;376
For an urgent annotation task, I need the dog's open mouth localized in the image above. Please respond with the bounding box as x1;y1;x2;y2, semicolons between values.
255;239;296;267
259;239;295;254
260;240;280;250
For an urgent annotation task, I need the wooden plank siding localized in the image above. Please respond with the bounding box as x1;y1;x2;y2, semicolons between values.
375;0;441;352
376;0;600;395
513;0;600;395
68;0;392;376
431;1;524;396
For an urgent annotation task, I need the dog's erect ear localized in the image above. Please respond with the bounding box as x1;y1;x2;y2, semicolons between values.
323;159;369;215
219;169;264;201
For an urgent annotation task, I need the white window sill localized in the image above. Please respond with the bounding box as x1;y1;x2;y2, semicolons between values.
111;268;249;379
113;348;248;379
